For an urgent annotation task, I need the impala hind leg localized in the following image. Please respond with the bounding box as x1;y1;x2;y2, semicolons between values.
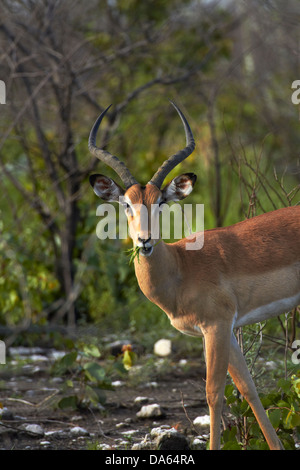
203;324;232;450
228;333;283;450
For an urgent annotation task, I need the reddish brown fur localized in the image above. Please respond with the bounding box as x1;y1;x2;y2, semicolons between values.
128;186;300;331
122;183;300;450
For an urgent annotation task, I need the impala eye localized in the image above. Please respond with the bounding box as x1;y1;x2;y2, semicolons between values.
124;203;133;215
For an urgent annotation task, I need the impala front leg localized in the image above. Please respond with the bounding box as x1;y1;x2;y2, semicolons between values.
203;324;232;450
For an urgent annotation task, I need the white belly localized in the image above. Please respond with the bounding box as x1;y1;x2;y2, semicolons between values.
234;292;300;328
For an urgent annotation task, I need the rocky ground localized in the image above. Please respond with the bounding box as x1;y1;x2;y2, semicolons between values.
0;344;210;450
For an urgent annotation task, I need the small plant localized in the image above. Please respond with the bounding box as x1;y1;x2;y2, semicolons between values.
121;344;137;370
52;342;127;410
223;371;300;450
125;246;140;265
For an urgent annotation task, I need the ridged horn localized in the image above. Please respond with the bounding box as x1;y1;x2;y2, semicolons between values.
148;101;195;189
88;105;138;189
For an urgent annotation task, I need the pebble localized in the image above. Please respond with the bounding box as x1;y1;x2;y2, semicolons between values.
136;404;164;419
111;380;124;387
150;425;173;437
115;422;130;429
45;430;68;439
133;396;149;406
192;437;207;450
154;339;172;357
69;426;89;436
120;429;139;436
144;381;158;388
179;359;188;366
193;415;210;432
132;425;189;450
40;440;51;446
22;424;45;436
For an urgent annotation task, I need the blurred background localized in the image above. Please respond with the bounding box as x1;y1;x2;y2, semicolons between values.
0;0;299;369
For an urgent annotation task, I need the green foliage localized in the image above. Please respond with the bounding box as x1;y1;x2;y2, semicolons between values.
126;246;141;265
0;227;59;325
52;342;127;410
223;371;300;450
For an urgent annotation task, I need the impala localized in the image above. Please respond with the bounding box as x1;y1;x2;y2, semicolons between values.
88;101;300;450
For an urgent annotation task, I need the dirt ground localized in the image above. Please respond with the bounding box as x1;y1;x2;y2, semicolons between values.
0;349;208;450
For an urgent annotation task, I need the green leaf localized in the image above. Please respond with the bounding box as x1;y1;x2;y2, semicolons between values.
58;395;78;410
224;384;235;398
53;351;78;375
240;398;250;414
222;428;242;450
85;385;107;405
285;411;293;429
290;413;300;427
291;376;300;399
83;344;101;358
226;394;237;405
222;426;237;443
277;378;291;394
267;409;281;429
276;400;290;409
222;441;242;450
83;362;106;382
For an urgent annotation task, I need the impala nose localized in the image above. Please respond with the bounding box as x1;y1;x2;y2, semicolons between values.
137;235;153;257
138;236;151;245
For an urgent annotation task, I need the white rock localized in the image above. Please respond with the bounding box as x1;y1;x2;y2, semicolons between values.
150;425;172;437
49;351;66;360
144;381;158;388
136;404;164;419
120;429;139;436
45;430;67;439
134;396;149;406
111;380;124;387
133;425;189;450
40;441;51;446
51;377;63;384
98;443;112;450
28;355;48;362
154;339;172;357
9;346;44;356
23;424;44;436
192;437;207;450
116;422;129;429
131;442;144;450
70;426;89;436
193;415;210;432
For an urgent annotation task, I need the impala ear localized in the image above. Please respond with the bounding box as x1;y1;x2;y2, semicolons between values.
161;173;197;202
89;174;125;201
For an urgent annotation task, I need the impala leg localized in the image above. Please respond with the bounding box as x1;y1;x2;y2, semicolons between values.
228;334;283;450
203;325;232;450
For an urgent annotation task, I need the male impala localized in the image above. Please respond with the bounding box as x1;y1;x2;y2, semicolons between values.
88;102;300;450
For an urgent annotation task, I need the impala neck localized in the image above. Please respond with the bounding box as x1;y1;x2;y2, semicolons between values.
134;240;179;313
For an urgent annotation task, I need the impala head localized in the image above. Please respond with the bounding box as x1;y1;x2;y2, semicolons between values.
89;102;197;257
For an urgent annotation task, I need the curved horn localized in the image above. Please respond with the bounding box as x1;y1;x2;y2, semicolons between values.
148;101;195;189
88;105;138;189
